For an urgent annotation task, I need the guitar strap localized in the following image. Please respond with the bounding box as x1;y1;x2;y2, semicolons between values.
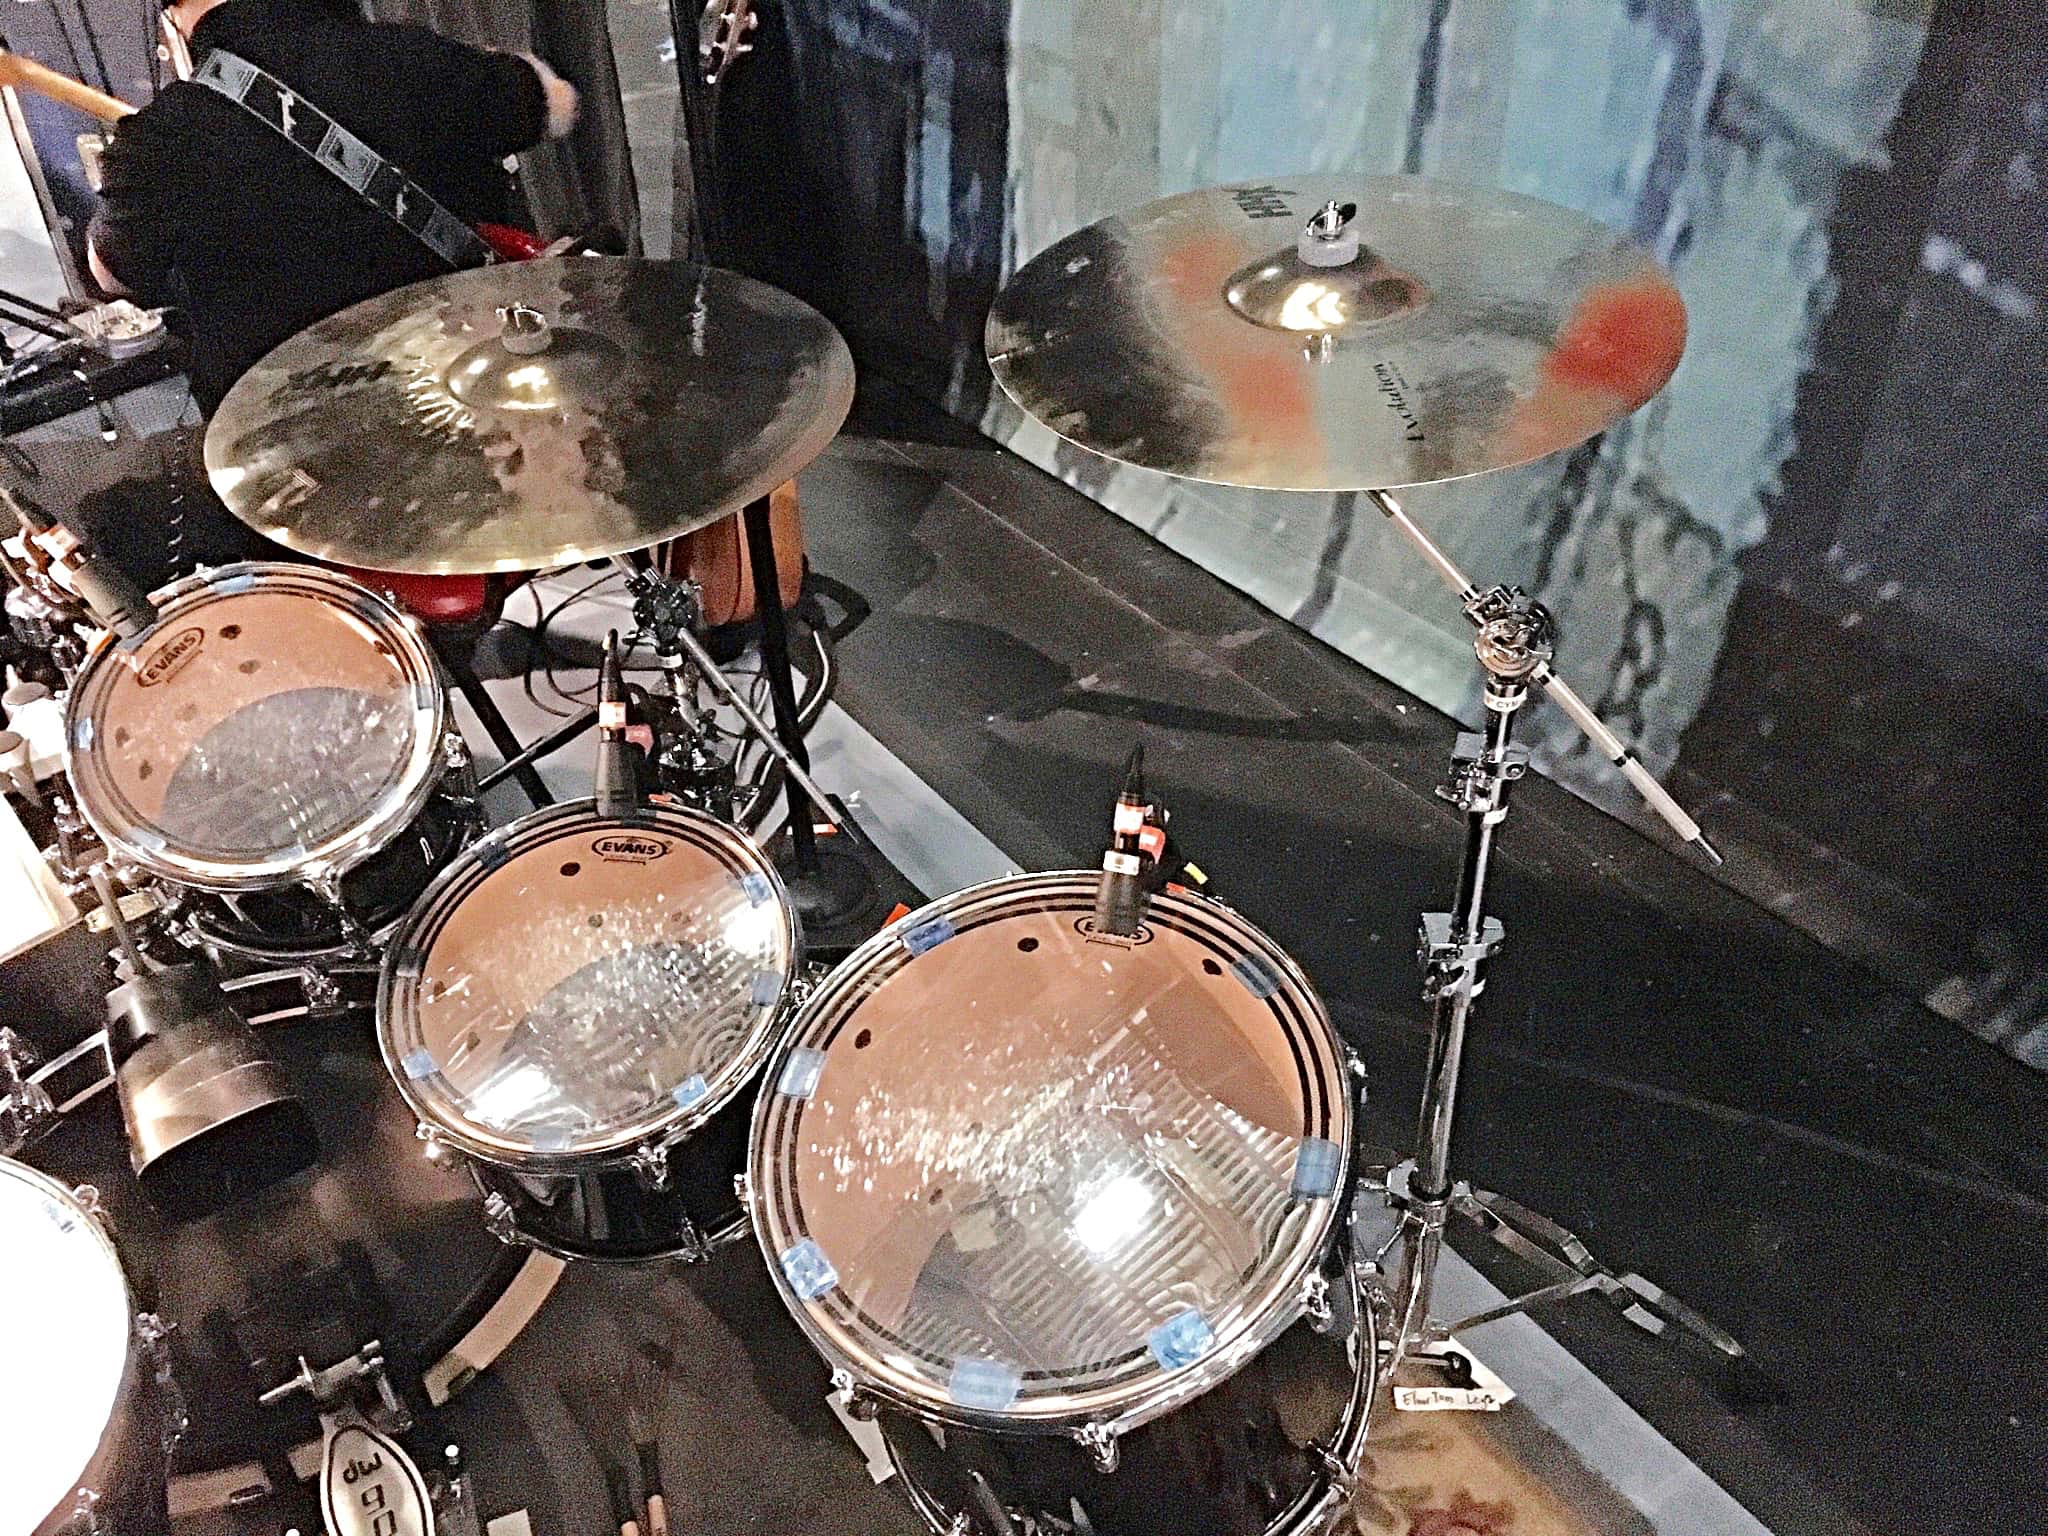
187;48;493;270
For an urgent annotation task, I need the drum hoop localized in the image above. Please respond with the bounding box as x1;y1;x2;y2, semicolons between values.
377;798;803;1168
885;1254;1379;1532
746;870;1351;1432
62;563;447;891
0;1157;137;1531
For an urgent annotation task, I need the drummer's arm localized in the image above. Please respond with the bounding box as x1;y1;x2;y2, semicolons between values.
86;103;179;302
413;31;580;154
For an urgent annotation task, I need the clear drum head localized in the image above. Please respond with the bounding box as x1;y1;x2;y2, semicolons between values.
378;802;800;1166
0;1159;133;1534
63;563;444;889
749;873;1351;1431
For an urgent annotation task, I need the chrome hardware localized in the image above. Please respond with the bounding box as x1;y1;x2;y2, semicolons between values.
1301;1271;1334;1332
629;1140;672;1191
0;1027;53;1154
830;1368;879;1422
1071;1420;1119;1474
480;1191;522;1246
259;1339;410;1431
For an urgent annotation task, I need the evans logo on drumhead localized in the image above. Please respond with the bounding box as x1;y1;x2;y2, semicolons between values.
594;834;671;863
136;626;204;687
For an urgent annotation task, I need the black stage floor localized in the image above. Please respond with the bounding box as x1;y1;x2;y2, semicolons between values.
797;385;2047;1536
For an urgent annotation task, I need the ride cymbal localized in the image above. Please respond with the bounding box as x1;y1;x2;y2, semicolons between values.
987;176;1685;492
206;256;855;574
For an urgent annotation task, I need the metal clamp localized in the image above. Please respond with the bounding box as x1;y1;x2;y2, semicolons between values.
1417;911;1505;1001
1071;1419;1120;1474
1435;730;1530;817
259;1340;411;1430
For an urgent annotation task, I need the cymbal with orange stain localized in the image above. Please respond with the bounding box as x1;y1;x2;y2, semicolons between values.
989;176;1687;493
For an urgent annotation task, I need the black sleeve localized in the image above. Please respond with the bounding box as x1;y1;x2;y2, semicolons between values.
90;96;187;301
404;29;552;157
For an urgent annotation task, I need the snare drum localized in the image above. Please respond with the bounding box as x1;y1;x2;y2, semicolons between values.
748;873;1373;1536
378;801;802;1261
0;1158;170;1536
62;562;476;964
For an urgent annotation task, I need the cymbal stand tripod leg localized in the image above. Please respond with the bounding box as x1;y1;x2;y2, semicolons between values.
1358;488;1753;1397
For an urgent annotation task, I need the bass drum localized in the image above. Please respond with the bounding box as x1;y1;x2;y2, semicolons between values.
14;1012;547;1488
378;800;802;1262
0;1157;170;1536
63;562;477;966
748;873;1373;1536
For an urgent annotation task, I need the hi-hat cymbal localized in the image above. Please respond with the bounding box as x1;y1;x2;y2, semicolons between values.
986;176;1685;492
206;256;855;574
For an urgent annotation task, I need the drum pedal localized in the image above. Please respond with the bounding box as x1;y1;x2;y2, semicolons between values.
260;1343;438;1536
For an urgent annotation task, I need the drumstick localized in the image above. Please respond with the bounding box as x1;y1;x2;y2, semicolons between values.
559;1374;642;1536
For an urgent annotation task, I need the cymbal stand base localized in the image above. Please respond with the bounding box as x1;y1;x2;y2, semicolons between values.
1364;1161;1751;1369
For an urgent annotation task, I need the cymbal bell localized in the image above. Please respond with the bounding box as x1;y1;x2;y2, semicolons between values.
206;256;855;575
986;176;1686;492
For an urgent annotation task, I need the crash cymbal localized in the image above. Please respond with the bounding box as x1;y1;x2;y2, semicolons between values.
206;256;855;574
986;175;1685;492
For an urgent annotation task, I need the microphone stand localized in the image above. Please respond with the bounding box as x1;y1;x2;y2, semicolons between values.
1357;487;1754;1398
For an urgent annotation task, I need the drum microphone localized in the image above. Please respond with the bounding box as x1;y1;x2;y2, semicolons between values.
594;629;643;817
1092;743;1152;938
2;485;156;640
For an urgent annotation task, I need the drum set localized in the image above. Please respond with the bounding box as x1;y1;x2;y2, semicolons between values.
0;172;1749;1536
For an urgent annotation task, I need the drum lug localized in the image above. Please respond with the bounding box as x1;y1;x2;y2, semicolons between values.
830;1368;879;1422
71;1181;103;1218
1308;1441;1357;1502
415;1123;447;1162
441;731;472;775
298;965;345;1016
1301;1270;1335;1333
0;1027;54;1155
480;1191;525;1247
733;1171;754;1208
1072;1419;1120;1474
629;1140;673;1191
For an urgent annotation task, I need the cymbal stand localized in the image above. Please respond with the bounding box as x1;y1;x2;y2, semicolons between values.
1358;487;1751;1394
610;554;855;846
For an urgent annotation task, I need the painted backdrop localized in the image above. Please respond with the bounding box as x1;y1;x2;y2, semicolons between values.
713;0;2046;1067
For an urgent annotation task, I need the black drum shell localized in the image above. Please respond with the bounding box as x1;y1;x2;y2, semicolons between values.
883;1291;1365;1536
167;790;476;966
469;1082;755;1262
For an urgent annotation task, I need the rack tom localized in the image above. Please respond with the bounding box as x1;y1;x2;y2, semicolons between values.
62;562;475;966
378;800;801;1260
